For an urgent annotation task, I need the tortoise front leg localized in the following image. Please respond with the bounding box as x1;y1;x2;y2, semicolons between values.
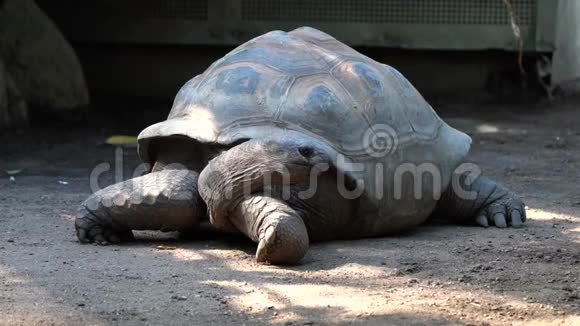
75;169;205;245
197;136;333;264
230;194;309;265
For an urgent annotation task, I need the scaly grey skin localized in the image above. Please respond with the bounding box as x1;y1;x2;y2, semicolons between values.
198;138;526;265
233;195;310;264
198;137;335;264
76;135;526;265
75;139;207;245
227;176;355;264
434;172;526;228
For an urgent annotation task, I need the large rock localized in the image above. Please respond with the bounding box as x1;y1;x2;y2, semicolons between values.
0;0;89;123
0;59;28;128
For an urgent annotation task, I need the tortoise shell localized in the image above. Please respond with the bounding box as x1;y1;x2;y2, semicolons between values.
138;27;471;234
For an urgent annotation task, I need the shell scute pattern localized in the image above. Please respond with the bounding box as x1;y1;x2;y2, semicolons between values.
218;31;333;75
278;73;369;151
161;27;444;157
383;65;440;139
303;85;344;121
173;63;292;128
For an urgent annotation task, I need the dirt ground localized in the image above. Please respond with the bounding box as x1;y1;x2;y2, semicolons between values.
0;98;579;326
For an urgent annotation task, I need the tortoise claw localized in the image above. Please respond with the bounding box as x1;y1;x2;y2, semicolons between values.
477;193;527;229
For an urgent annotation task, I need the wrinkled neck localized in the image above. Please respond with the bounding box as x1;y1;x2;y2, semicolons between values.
199;145;313;230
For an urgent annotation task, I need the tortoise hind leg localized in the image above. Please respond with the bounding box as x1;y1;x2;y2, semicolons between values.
75;169;205;245
433;173;526;228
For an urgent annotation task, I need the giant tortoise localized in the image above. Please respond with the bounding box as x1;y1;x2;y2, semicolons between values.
75;27;526;264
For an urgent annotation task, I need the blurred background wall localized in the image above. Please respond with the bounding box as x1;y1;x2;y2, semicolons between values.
33;0;562;108
553;0;580;93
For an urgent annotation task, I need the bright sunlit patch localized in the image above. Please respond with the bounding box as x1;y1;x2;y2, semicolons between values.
476;124;500;134
202;277;569;325
519;316;580;325
166;248;206;262
525;207;578;221
59;213;76;221
526;206;579;243
0;270;28;285
203;279;388;323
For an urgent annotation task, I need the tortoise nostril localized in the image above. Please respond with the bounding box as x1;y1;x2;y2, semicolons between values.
298;146;314;158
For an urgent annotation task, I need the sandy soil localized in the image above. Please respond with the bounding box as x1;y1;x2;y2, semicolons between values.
0;99;579;325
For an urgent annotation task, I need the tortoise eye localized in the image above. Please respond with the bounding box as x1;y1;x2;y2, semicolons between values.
298;146;314;158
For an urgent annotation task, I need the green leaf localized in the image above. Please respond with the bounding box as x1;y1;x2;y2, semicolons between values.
104;135;138;146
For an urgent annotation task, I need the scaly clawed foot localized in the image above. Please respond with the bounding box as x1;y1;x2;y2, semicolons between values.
475;192;526;228
254;212;309;265
75;214;134;245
